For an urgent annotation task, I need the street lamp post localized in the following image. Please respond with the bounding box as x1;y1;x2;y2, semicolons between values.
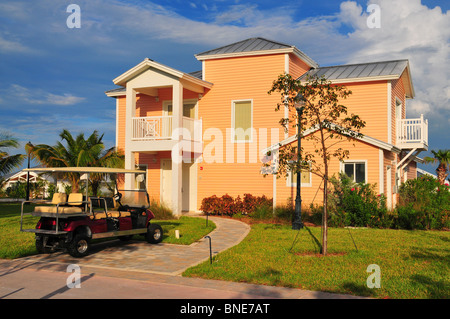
292;94;305;230
25;141;32;202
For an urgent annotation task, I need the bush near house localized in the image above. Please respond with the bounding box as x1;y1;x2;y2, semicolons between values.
319;174;449;230
200;193;272;216
201;175;449;230
327;173;391;228
396;175;450;230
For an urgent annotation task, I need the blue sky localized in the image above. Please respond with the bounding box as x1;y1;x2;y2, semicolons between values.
0;0;448;172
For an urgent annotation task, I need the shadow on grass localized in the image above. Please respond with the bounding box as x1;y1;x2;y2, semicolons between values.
341;282;376;297
409;274;449;299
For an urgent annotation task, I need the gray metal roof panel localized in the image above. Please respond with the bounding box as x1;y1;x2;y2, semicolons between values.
196;37;293;56
299;60;408;81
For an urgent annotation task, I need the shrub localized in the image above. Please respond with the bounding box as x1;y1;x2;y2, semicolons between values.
200;193;273;216
395;176;450;230
328;173;388;228
149;199;174;220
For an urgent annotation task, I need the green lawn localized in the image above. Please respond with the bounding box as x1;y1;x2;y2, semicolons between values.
0;203;215;259
183;222;449;299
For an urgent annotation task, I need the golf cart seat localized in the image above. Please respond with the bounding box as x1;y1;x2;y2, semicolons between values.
34;193;84;215
88;197;131;219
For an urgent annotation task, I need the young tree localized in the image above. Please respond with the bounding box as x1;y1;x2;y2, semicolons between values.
267;74;366;255
424;149;450;185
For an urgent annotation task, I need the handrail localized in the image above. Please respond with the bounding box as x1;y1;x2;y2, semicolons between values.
131;115;202;142
396;114;428;146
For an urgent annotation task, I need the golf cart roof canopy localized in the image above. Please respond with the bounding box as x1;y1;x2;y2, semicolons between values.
22;167;145;174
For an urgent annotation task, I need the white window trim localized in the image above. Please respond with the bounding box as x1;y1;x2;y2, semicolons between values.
286;163;312;188
231;99;253;143
340;160;368;184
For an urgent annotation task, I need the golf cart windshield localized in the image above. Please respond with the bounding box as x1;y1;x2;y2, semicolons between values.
116;189;149;208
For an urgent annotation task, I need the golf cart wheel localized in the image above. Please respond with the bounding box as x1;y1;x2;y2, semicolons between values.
146;224;163;244
67;234;90;258
35;236;50;254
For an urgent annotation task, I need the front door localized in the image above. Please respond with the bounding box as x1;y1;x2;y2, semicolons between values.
160;159;193;212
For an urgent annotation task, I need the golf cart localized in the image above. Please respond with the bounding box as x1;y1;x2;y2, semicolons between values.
20;167;163;258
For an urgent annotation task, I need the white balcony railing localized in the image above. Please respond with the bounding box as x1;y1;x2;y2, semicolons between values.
396;114;428;149
132;116;202;142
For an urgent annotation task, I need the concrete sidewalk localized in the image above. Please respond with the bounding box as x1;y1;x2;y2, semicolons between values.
0;216;363;299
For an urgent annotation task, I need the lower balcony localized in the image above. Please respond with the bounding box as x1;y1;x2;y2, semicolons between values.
396;114;428;150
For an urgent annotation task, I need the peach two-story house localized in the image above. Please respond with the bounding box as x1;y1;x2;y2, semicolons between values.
106;38;428;215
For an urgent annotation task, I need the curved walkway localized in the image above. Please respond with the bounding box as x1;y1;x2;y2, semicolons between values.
15;216;250;276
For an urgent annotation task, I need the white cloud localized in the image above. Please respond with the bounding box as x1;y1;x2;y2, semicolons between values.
0;34;33;54
3;84;85;106
336;0;450;131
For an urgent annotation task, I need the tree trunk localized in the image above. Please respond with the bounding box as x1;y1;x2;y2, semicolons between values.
322;177;328;256
436;166;448;185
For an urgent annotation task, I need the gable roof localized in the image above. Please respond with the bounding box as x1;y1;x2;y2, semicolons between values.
195;37;319;68
105;67;205;97
299;59;415;98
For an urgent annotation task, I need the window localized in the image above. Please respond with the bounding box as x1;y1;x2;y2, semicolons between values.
342;161;367;183
165;102;196;118
232;100;252;142
287;165;312;187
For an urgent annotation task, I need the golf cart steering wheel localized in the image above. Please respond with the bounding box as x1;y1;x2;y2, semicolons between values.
114;192;122;204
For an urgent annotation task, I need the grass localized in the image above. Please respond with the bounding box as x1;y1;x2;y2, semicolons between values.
0;203;215;259
183;221;450;299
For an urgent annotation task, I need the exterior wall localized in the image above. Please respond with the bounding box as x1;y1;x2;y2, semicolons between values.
289;53;311;79
391;73;406;146
275;133;382;208
287;53;312;137
197;54;288;208
117;96;126;152
335;81;389;143
407;161;417;180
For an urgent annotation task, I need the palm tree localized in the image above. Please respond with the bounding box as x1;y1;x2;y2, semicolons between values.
85;134;124;196
30;129;123;193
0;132;25;177
424;149;450;185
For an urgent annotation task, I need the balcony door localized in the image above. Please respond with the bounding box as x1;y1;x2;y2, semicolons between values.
163;102;196;118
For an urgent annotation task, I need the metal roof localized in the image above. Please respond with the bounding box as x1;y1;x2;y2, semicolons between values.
299;59;409;81
195;37;294;56
195;37;319;68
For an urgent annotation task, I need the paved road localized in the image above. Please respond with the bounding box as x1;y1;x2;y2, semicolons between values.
0;216;363;300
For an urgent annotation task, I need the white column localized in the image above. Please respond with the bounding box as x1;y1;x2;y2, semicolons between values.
125;86;137;189
171;82;183;215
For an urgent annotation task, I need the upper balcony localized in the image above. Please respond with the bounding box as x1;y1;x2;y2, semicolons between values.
129;115;202;152
396;114;428;150
132;115;202;142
